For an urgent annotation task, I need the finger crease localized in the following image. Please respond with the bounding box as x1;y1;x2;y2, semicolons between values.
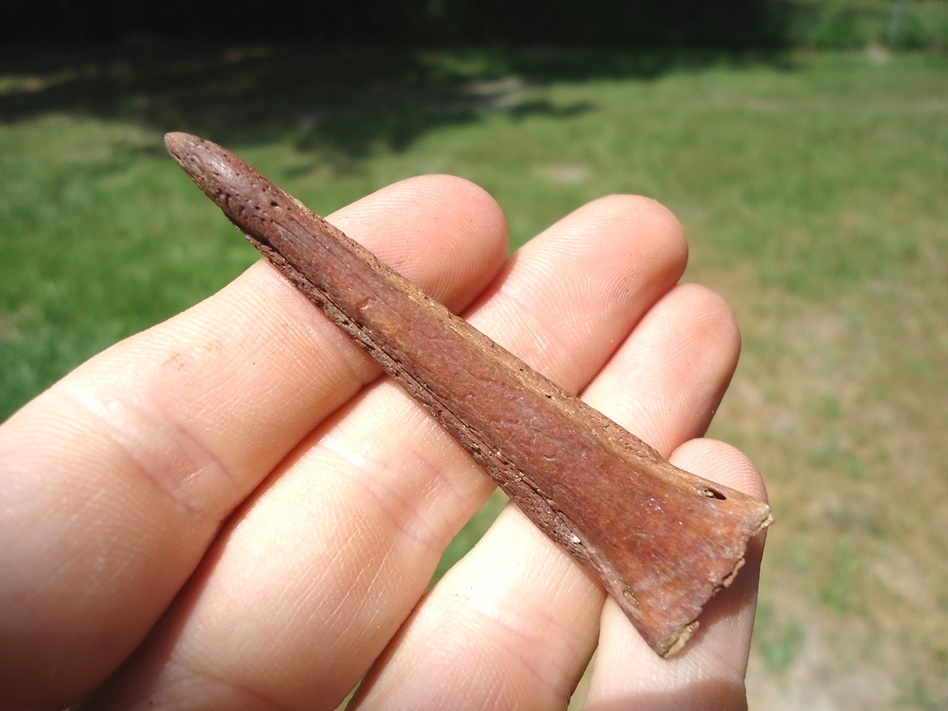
60;385;239;525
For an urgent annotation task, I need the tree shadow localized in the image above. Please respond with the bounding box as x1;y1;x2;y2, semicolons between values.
0;42;792;172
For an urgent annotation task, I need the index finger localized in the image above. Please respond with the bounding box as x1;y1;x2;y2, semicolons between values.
0;174;508;709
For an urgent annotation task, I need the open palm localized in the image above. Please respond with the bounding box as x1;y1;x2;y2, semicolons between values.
0;176;766;710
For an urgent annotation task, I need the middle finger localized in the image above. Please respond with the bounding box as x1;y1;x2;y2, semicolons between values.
98;194;687;710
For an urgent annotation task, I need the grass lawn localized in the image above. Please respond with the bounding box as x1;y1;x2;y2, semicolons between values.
2;44;947;708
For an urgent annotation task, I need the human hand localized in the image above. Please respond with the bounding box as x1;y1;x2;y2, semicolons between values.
0;176;766;710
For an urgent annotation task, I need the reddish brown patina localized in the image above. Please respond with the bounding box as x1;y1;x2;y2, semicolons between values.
165;132;772;657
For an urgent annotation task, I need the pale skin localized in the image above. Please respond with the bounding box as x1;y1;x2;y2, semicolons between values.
0;175;767;710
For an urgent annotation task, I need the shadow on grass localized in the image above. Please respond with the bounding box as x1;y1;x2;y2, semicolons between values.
0;42;791;171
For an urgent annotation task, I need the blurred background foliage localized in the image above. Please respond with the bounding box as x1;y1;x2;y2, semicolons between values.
3;0;948;51
3;0;793;47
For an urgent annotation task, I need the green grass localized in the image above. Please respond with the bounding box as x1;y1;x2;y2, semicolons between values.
789;0;948;50
2;45;947;708
754;601;806;674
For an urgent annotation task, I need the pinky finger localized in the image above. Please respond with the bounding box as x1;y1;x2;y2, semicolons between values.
584;439;768;711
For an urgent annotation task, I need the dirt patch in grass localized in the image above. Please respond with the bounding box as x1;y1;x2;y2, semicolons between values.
699;258;948;709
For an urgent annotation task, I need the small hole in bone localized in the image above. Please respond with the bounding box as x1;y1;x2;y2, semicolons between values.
699;486;726;500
